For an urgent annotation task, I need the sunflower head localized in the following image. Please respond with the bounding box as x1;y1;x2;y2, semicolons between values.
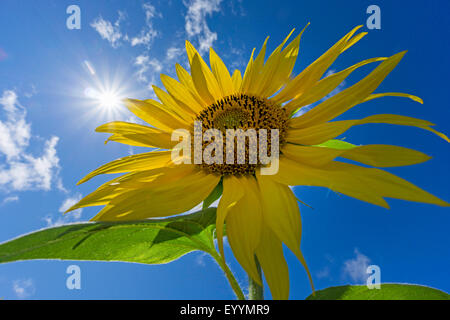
195;93;288;175
69;24;449;299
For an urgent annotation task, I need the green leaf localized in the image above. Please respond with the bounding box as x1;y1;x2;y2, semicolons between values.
314;139;356;150
0;208;218;265
306;284;450;300
203;179;223;209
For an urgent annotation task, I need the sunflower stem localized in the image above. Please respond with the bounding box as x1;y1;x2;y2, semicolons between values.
248;257;264;300
212;253;246;300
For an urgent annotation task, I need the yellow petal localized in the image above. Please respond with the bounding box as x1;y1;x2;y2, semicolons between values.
340;144;431;167
282;143;347;167
104;134;150;147
210;47;234;96
185;40;205;66
92;169;220;221
255;225;290;300
225;176;263;284
274;157;449;207
77;150;173;185
216;176;245;258
425;127;450;142
272;25;365;104
288;114;448;145
67;176;127;212
291;51;407;128
339;162;449;206
231;69;242;92
124;98;189;132
239;36;270;94
274;157;389;207
361;92;423;104
96;121;174;149
185;41;223;101
175;63;208;107
191;53;222;104
107;133;175;149
114;165;196;189
69;166;192;212
96;121;162;134
240;48;255;93
252;36;269;76
342;32;367;52
251;29;297;96
284;57;387;115
257;174;314;291
283;143;432;168
159;75;204;115
257;174;302;258
256;25;309;98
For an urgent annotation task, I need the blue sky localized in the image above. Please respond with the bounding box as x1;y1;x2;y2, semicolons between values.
0;0;449;299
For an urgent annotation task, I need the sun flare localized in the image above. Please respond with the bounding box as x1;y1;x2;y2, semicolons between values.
85;88;122;110
97;91;122;109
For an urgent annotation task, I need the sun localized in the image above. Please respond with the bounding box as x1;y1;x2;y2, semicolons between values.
74;60;144;122
84;87;122;110
97;90;122;110
80;85;129;121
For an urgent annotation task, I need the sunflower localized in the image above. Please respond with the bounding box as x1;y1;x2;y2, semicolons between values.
68;25;449;299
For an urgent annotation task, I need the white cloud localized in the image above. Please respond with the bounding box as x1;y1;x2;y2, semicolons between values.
227;46;246;70
342;248;371;283
322;69;347;97
90;11;126;48
183;198;220;217
316;266;330;279
166;47;184;61
129;4;163;89
0;90;62;192
59;193;83;219
195;252;208;267
136;45;185;90
24;84;37;99
130;3;160;47
1;195;19;205
185;202;204;215
91;5;161;49
0;91;30;159
184;0;222;54
130;31;156;47
89;5;161;93
134;54;163;90
13;278;35;299
143;2;159;20
43;193;83;227
229;0;245;16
